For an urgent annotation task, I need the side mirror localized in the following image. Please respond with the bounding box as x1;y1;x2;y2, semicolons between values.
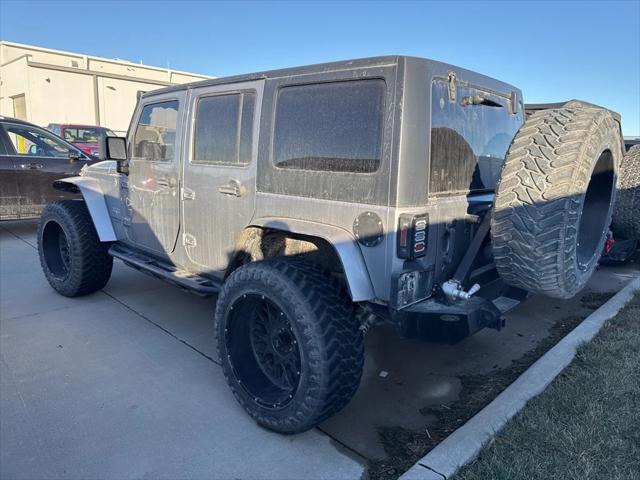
101;136;129;174
69;150;81;162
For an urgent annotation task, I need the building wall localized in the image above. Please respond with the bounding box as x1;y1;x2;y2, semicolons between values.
0;41;211;135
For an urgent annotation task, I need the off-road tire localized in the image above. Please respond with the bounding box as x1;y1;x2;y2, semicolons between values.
38;200;113;297
215;258;363;434
492;107;622;298
611;145;640;240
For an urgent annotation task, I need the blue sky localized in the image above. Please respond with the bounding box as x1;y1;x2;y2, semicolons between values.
1;0;638;135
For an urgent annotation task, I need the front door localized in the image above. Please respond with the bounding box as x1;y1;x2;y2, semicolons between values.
125;92;185;256
182;80;263;273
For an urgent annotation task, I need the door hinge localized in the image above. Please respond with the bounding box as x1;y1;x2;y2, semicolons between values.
183;233;197;247
182;188;195;201
448;71;457;102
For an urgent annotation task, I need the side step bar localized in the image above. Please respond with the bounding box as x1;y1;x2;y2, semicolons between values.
108;245;220;296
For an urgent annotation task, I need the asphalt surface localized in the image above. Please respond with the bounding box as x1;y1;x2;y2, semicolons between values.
1;220;637;479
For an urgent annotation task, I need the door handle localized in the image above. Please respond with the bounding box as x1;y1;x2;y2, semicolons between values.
19;163;43;170
157;177;177;189
218;179;243;197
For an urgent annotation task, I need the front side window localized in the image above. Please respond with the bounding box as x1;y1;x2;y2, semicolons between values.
132;100;179;161
3;123;75;158
273;79;385;173
192;92;255;165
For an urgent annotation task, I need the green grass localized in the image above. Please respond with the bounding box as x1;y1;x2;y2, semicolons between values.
454;293;640;480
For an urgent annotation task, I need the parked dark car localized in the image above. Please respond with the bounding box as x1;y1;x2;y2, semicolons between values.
0;116;97;220
47;123;116;156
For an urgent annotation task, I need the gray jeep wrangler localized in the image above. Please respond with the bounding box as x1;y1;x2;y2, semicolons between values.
37;56;626;433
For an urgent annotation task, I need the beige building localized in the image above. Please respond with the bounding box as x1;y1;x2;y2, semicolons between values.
0;41;211;135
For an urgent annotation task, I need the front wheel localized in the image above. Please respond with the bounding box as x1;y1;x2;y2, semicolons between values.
37;200;113;297
215;258;363;434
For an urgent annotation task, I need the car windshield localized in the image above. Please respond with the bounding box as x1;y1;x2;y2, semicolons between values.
63;127;115;143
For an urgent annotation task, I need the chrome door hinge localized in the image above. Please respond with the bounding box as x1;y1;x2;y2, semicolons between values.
182;188;195;201
183;233;197;247
448;71;457;102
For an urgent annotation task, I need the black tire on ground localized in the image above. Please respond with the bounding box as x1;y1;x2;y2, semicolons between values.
492;107;622;299
611;145;640;240
215;258;363;434
37;200;113;297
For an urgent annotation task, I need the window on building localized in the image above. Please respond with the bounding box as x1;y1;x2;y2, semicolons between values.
132;100;179;161
12;95;26;120
192;92;255;165
273;80;385;173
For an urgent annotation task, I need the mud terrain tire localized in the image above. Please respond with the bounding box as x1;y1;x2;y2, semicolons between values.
492;107;622;299
611;145;640;240
216;258;363;434
38;200;113;297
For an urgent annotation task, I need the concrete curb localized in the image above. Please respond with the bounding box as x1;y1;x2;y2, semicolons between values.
400;274;640;480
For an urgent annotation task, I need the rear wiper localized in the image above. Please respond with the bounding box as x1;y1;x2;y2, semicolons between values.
460;95;503;108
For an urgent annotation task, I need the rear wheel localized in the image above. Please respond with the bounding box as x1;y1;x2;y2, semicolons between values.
492;107;622;298
38;200;113;297
215;258;363;434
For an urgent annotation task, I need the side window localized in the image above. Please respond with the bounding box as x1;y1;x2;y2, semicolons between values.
3;123;73;158
273;79;385;173
132;100;179;162
192;92;255;165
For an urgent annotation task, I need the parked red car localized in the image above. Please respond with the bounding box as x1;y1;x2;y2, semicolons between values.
47;123;116;156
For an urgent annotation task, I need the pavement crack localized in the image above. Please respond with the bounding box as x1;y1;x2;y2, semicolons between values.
0;226;37;249
100;290;221;366
316;425;369;464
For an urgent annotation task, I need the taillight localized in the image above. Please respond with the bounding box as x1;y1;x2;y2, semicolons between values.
397;213;428;259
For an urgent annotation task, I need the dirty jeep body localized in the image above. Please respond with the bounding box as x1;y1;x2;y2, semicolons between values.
39;56;623;432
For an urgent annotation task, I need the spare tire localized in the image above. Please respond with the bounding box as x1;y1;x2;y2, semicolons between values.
611;145;640;240
492;107;622;299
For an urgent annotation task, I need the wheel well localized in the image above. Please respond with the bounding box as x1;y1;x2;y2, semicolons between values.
52;180;80;193
226;227;345;282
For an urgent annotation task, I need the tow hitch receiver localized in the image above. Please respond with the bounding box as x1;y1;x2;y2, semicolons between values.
395;296;506;345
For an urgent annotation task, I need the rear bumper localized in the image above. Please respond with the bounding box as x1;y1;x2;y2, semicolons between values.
393;289;526;344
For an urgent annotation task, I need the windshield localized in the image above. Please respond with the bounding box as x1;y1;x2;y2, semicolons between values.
63;127;115;143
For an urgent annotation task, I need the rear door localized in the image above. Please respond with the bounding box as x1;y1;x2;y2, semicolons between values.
181;80;263;273
125;92;185;256
0;122;88;218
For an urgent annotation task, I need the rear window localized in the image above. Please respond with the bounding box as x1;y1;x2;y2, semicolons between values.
273;79;385;173
192;92;255;165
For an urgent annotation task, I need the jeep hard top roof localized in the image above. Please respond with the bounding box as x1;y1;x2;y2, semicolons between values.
142;56;400;99
142;55;520;102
